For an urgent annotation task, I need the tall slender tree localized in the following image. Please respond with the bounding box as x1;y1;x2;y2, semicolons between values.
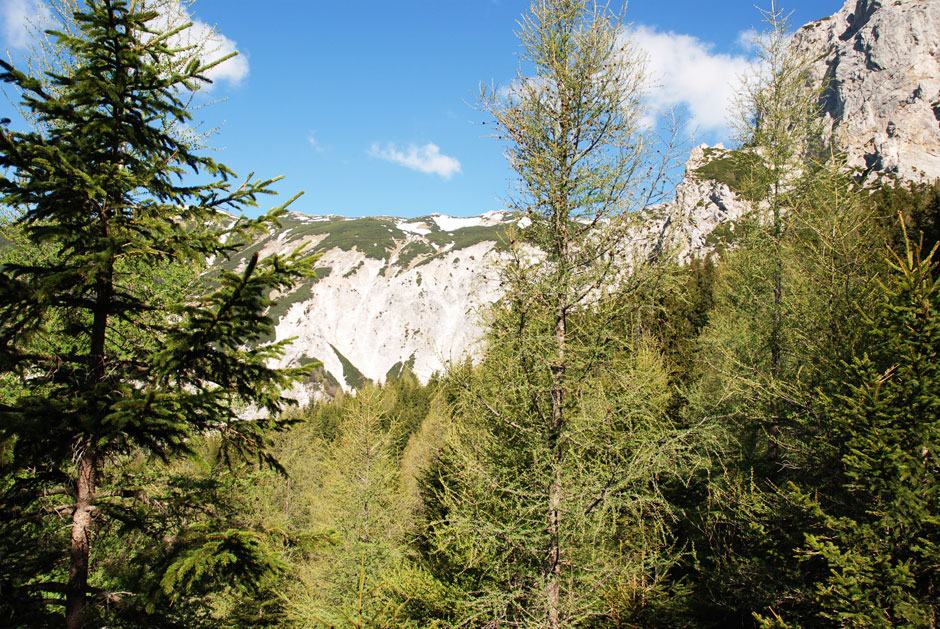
286;386;408;627
0;1;314;626
406;1;707;626
685;4;893;622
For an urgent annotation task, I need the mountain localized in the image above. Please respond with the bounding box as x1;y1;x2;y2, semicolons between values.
225;0;940;400
636;0;940;262
796;0;940;180
225;212;514;402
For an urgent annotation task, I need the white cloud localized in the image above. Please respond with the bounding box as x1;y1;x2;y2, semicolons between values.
1;0;50;49
368;142;462;179
736;27;761;53
0;0;247;89
627;25;756;136
146;0;248;89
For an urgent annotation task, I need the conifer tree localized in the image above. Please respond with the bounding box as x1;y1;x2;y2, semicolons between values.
790;235;940;626
0;1;314;625
405;1;707;626
687;4;893;621
286;386;407;627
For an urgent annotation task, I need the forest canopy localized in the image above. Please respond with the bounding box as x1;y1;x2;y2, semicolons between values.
1;0;938;627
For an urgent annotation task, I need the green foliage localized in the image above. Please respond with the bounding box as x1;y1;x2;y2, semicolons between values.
240;378;444;627
256;214;511;270
694;149;772;202
287;387;407;625
869;176;940;262
395;240;436;268
159;526;284;606
391;1;709;626
1;2;936;627
422;223;513;255
384;354;416;383
331;343;370;390
686;163;888;625
0;1;314;625
789;237;940;626
674;6;894;624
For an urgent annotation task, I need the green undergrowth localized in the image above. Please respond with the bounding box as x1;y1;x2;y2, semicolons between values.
330;343;369;390
298;355;342;397
385;354;417;381
694;148;771;203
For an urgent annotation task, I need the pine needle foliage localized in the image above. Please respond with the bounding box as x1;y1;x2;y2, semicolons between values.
0;1;315;625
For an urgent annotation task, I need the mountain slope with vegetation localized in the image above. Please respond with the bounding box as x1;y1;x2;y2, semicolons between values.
211;211;515;399
2;0;940;627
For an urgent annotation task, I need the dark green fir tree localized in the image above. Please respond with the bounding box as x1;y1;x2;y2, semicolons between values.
786;230;940;627
0;1;315;626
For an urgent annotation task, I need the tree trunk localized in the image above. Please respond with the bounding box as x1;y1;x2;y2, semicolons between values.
66;254;111;627
545;307;566;629
545;465;562;629
66;447;96;629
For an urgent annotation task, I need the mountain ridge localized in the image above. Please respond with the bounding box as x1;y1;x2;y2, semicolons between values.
220;0;940;400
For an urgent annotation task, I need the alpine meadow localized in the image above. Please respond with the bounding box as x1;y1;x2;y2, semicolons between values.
1;0;939;627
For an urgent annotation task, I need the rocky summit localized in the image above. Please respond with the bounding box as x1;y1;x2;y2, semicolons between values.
795;0;940;180
226;0;940;399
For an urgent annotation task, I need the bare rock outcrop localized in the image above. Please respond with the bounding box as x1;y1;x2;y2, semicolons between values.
648;0;940;260
643;145;753;262
795;0;940;180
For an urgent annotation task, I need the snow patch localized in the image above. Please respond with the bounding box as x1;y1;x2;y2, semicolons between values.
479;210;509;225
398;221;432;236
432;214;484;231
293;214;334;223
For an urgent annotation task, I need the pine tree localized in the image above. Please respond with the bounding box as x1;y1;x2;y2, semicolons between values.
0;1;314;625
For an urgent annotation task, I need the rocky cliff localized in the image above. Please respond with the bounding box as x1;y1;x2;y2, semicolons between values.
229;0;940;398
796;0;940;180
649;0;940;262
641;144;754;263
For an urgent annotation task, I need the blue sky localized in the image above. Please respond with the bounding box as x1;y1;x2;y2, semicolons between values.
1;0;845;218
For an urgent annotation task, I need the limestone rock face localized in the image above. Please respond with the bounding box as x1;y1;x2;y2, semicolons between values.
644;145;753;263
648;0;940;261
227;0;940;401
273;239;502;404
795;0;940;180
221;212;510;401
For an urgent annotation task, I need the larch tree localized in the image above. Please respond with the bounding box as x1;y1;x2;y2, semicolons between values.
0;1;314;626
407;1;708;626
287;385;408;627
686;3;895;622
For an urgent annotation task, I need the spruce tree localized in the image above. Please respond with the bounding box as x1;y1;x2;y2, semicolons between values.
791;235;940;626
0;1;313;626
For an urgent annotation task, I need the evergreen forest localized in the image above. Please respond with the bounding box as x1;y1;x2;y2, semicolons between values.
1;0;938;627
